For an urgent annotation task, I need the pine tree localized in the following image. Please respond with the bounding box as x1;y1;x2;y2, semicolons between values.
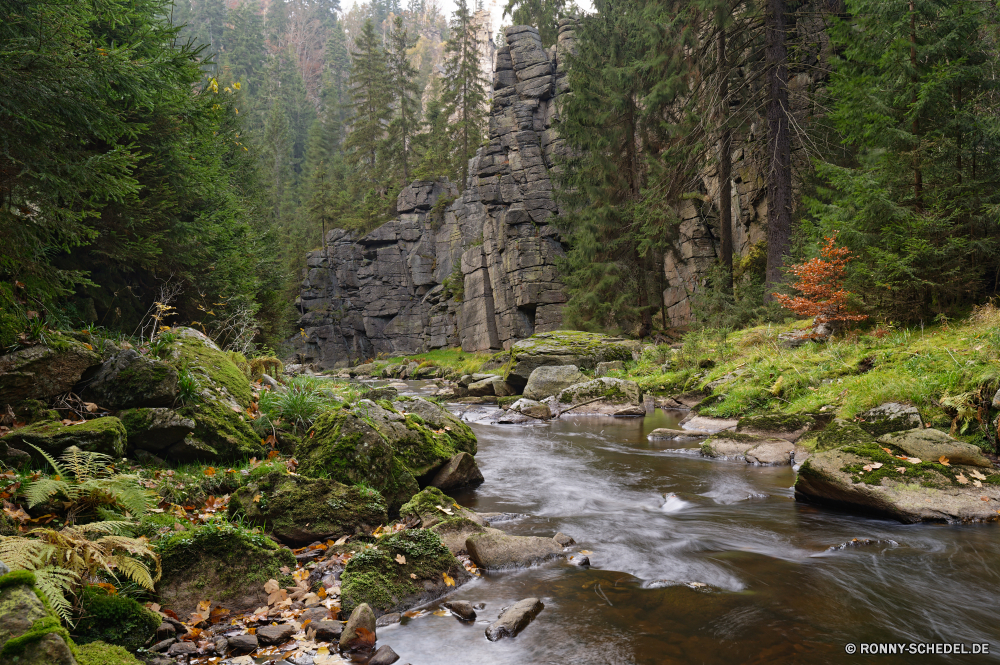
225;0;267;97
413;90;453;179
344;18;393;224
502;0;576;48
441;0;488;188
385;16;422;186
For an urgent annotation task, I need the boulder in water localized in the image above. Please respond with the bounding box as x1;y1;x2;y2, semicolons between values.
554;378;643;416
485;597;544;641
523;365;587;400
465;528;563;569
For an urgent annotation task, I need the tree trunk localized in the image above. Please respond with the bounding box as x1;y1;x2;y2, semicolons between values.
717;23;734;291
764;0;791;297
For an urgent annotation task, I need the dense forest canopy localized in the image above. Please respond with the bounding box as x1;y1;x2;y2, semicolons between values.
2;0;999;354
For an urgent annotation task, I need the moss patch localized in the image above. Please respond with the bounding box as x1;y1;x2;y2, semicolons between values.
3;416;126;461
797;420;874;453
738;413;813;433
76;641;142;665
71;586;160;651
165;328;252;407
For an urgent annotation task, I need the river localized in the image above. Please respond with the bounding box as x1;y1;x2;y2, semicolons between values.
371;392;1000;664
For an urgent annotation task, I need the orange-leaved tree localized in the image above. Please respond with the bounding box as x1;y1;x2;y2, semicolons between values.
773;233;867;327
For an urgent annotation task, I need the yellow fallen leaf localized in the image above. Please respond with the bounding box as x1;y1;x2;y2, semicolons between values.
334;535;349;545
938;456;951;466
395;554;406;564
957;473;969;485
973;480;982;488
969;469;987;480
442;572;455;587
579;550;592;555
435;505;454;515
264;579;280;594
432;609;450;616
981;496;990;502
253;494;262;503
410;573;417;579
896;467;906;474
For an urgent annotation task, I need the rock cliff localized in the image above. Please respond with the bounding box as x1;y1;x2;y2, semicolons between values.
290;21;578;369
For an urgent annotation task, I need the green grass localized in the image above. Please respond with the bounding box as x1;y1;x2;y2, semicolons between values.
370;348;493;377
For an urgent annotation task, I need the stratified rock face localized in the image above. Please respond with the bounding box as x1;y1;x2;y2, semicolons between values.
290;22;577;369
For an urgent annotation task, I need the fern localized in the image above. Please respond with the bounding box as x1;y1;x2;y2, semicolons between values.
33;566;78;623
26;446;152;521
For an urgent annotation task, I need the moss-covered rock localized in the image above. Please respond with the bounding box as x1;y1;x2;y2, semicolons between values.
554;378;643;415
7;400;60;425
119;408;195;453
157;327;262;463
71;586;159;651
796;419;875;452
399;487;478;528
429;516;487;554
500;331;638;389
155;521;295;615
2;416;126;461
298;398;478;512
339;529;469;618
229;470;388;546
701;432;795;465
795;444;1000;523
78;350;178;409
75;641;142;665
0;332;101;402
736;413;815;441
854;402;924;437
0;570;77;665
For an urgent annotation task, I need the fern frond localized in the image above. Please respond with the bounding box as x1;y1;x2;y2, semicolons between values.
25;476;72;508
73;521;132;535
33;566;78;624
61;446;112;482
108;554;155;590
0;535;48;570
29;444;66;479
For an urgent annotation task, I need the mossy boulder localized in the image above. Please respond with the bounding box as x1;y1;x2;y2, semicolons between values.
736;413;815;442
500;331;638;389
855;403;924;437
78;350;178;409
298;398;478;512
71;586;159;651
523;365;587;401
157;327;262;463
229;471;388;546
2;416;126;461
75;641;142;665
399;487;483;528
877;428;992;467
119;407;195;453
7;400;60;425
701;432;796;465
339;529;469;618
0;332;101;402
554;378;643;416
796;419;875;453
155;521;295;615
795;442;1000;523
430;516;488;554
0;570;77;665
465;529;564;570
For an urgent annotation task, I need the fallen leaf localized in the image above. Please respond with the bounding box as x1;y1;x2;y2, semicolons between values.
253;494;262;503
267;450;279;460
579;550;593;555
956;473;969;485
203;467;216;477
395;554;406;565
279;566;291;575
973;480;982;488
882;447;893;454
442;572;455;587
907;457;922;464
896;467;907;474
347;626;376;650
264;579;280;594
687;582;707;588
938;456;951;466
433;609;450;616
316;586;327;599
209;606;230;624
410;573;417;579
334;535;349;546
982;496;990;502
83;402;99;413
435;505;454;515
197;599;211;613
146;602;162;613
970;469;987;480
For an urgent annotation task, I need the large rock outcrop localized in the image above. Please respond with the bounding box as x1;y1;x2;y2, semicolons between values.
289;22;578;369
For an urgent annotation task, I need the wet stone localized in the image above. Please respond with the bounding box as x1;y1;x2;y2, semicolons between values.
443;600;477;621
312;620;343;642
227;634;258;654
166;641;197;656
376;612;402;627
485;598;544;641
369;644;401;665
257;623;295;645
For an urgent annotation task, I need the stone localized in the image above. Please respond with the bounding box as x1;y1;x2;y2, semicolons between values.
465;528;563;570
467;377;497;397
0;571;76;665
430;515;488;554
151;638;176;652
795;447;1000;523
736;413;815;442
678;414;739;432
166;641;197;656
369;645;401;665
0;333;101;402
228;471;387;546
213;636;228;654
502;332;636;389
120;408;195;452
442;600;477;622
554;378;643;416
361;386;399;401
2;416;127;460
553;532;575;546
856;403;924;437
485;598;544;641
504;398;552;421
156;622;177;643
78;349;178;409
375;612;401;627
340;603;377;652
339;529;470;617
993;388;1000;410
227;634;258;654
648;428;712;440
429;452;484;490
878;428;992;467
400;487;484;529
300;607;332;623
156;522;296;616
595;360;625;377
523;364;587;400
257;624;295;646
312;620;343;642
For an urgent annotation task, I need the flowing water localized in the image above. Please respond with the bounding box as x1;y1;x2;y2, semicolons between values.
365;388;1000;664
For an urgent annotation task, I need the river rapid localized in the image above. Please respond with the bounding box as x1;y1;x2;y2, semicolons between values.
366;386;1000;664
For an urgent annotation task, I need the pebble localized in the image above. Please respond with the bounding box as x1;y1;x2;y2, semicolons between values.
369;644;401;665
376;612;401;627
155;621;176;641
166;641;197;656
312;620;343;641
228;633;258;654
151;638;176;652
257;623;295;645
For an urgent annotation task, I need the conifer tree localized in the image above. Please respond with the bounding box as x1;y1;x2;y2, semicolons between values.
441;0;488;187
413;91;454;180
225;0;267;97
385;16;422;186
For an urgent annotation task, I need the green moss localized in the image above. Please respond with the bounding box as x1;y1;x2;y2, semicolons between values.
797;420;874;452
0;570;37;589
429;516;481;534
72;586;160;651
116;363;173;397
177;397;263;462
738;413;813;433
837;440;955;485
166;329;252;407
5;416;126;460
118;409;153;438
400;487;456;521
76;641;142;665
0;614;75;659
705;431;762;444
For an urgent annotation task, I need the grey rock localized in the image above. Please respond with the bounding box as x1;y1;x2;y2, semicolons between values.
678;414;739;432
523;364;586;400
878;428;992;467
993;388;1000;410
0;560;9;576
340;602;377;652
736;413;814;442
648;428;712;440
568;554;590;566
595;360;625;376
369;645;401;665
375;612;401;627
443;600;477;621
467;377;497;397
554;378;643;416
509;398;551;419
166;641;197;656
300;607;333;623
485;598;544;641
257;623;295;645
466;528;563;570
856;403;923;437
79;349;178;408
0;336;101;402
553;532;575;546
151;638;176;652
155;621;177;642
701;434;795;465
430;452;484;490
312;620;343;642
124;407;195;452
227;634;258;654
213;636;228;654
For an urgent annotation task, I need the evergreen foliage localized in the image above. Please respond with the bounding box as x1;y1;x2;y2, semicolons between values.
441;0;489;188
385;16;423;186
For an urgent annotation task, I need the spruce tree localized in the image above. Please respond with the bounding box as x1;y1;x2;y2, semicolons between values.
441;0;488;188
385;16;422;186
225;0;267;97
502;0;576;48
